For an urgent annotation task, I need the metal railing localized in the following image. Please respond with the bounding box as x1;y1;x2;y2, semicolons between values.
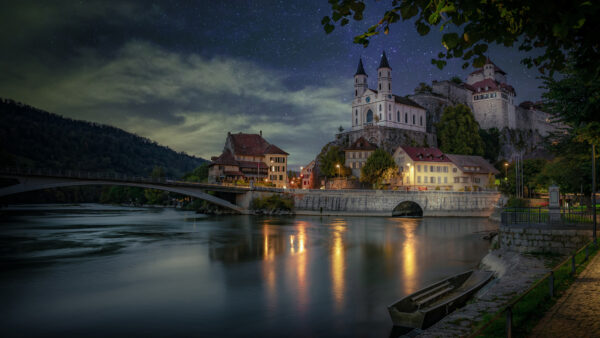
468;241;598;337
501;207;597;226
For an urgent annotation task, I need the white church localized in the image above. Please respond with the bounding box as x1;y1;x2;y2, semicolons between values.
351;52;427;133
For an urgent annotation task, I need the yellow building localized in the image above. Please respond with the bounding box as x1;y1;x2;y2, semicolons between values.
208;131;289;188
344;136;378;179
393;146;498;191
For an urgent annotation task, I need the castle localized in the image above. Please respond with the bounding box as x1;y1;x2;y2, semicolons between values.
335;52;560;160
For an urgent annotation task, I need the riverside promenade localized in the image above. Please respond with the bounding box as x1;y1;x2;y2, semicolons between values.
530;248;600;337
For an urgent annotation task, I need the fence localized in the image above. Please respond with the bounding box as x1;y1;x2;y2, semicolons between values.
468;241;599;337
501;207;596;226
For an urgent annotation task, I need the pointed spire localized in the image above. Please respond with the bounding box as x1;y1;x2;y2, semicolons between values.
355;58;367;76
378;51;391;69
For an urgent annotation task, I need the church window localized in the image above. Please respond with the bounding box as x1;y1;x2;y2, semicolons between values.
355;78;357;83
388;104;391;110
379;71;381;77
420;116;423;126
405;113;408;123
379;113;382;120
355;118;358;125
413;115;415;124
397;111;400;121
355;90;357;96
366;110;373;124
388;83;390;90
387;71;390;77
379;83;381;90
379;104;382;111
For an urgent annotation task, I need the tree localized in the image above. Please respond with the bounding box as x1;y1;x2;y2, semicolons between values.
182;163;209;182
414;82;432;93
450;76;463;85
499;159;547;197
322;0;600;75
360;148;397;185
318;145;345;178
479;128;501;163
436;104;484;156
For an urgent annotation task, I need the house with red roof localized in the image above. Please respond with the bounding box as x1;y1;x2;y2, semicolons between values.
208;131;289;187
465;57;517;129
393;146;498;191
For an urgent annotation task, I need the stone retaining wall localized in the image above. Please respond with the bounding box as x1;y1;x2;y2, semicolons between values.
291;189;500;217
499;225;592;255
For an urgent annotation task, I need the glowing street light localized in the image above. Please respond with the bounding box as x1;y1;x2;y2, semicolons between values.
504;162;509;180
336;164;341;178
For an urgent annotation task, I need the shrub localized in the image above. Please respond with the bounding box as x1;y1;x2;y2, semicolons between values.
507;197;529;208
250;194;294;211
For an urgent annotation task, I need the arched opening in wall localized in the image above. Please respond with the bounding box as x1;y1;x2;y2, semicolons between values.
366;110;373;124
392;201;423;217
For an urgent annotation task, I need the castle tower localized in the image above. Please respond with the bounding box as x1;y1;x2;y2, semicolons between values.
483;57;495;79
354;58;368;97
377;51;392;95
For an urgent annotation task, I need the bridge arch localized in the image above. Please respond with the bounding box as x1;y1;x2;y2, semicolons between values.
392;200;423;217
0;178;246;213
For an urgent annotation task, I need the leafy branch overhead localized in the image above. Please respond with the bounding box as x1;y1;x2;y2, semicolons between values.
322;0;599;74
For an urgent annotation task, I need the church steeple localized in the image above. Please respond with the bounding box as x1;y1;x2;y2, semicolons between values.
377;51;392;95
378;51;391;69
354;58;368;98
355;58;367;76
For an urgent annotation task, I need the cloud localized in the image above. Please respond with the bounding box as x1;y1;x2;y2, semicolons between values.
0;40;351;166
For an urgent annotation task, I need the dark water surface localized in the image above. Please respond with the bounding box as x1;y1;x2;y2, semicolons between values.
0;204;497;337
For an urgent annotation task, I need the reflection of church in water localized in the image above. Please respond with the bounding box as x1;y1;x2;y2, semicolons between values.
338;52;436;152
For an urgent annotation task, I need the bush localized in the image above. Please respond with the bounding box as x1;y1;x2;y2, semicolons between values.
507;197;529;208
250;194;294;211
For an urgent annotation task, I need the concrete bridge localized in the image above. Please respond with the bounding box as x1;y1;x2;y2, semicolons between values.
0;168;501;217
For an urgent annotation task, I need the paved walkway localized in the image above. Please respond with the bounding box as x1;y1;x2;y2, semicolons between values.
530;249;600;337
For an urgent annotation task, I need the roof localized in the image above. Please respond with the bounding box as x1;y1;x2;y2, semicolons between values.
209;149;238;167
469;57;506;75
394;95;425;109
345;136;378;151
228;132;288;156
355;58;367;76
238;161;268;169
445;154;500;174
399;146;451;162
264;144;289;155
379;51;391;69
469;78;516;95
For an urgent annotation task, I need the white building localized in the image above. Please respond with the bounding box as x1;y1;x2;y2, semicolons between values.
464;58;517;129
351;52;427;133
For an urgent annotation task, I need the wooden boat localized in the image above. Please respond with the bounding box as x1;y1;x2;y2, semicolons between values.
387;270;494;329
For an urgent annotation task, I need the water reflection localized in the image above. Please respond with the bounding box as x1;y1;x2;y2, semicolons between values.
0;206;498;338
330;219;347;312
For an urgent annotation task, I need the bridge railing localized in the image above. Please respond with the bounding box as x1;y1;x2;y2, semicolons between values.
501;207;596;226
0;166;248;190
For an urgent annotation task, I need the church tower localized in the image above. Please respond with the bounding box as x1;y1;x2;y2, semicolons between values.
377;51;392;95
354;58;368;97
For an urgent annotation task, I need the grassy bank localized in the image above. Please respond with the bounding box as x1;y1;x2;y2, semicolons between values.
471;242;599;337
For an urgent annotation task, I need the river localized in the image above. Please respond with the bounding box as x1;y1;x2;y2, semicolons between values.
0;204;497;337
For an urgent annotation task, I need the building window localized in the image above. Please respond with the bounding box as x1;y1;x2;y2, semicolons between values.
388;83;390;90
355;118;358;125
454;177;459;183
397;111;400;121
417;165;421;172
430;165;434;172
453;167;457;173
405;113;408;123
379;113;382;120
366;110;373;123
443;166;448;173
355;89;357;96
379;104;382;111
431;176;435;183
424;177;428;183
437;177;441;184
279;175;283;180
417;176;421;183
379;83;381;90
387;71;390;77
424;166;428;173
444;177;448;184
389;113;391;120
413;115;415;124
388;104;391;110
420;116;423;126
379;71;381;77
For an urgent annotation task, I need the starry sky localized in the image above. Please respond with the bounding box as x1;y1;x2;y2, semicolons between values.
0;1;546;168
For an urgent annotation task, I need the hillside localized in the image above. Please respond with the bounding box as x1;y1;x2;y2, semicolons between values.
0;98;206;178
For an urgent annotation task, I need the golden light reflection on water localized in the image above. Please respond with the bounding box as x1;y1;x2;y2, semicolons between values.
262;222;277;312
293;222;308;313
330;219;347;312
395;218;420;295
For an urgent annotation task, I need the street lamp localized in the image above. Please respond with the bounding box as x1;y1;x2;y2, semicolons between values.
336;164;341;178
406;163;411;191
504;162;509;181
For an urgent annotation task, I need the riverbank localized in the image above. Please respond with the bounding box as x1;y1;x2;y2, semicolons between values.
416;246;551;337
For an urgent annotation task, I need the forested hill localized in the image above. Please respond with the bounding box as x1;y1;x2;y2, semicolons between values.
0;98;207;178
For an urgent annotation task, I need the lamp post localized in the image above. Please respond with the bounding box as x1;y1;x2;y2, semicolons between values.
336;164;341;178
504;162;509;181
406;163;411;191
593;144;597;245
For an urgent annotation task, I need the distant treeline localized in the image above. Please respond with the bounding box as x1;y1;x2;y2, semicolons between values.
0;98;206;178
0;98;209;205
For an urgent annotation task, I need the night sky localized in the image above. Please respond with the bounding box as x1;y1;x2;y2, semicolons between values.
0;1;545;167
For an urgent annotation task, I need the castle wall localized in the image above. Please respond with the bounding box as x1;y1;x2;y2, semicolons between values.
431;81;473;108
336;126;436;154
472;97;508;130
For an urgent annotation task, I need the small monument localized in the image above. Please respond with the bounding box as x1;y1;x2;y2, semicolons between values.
548;185;560;223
